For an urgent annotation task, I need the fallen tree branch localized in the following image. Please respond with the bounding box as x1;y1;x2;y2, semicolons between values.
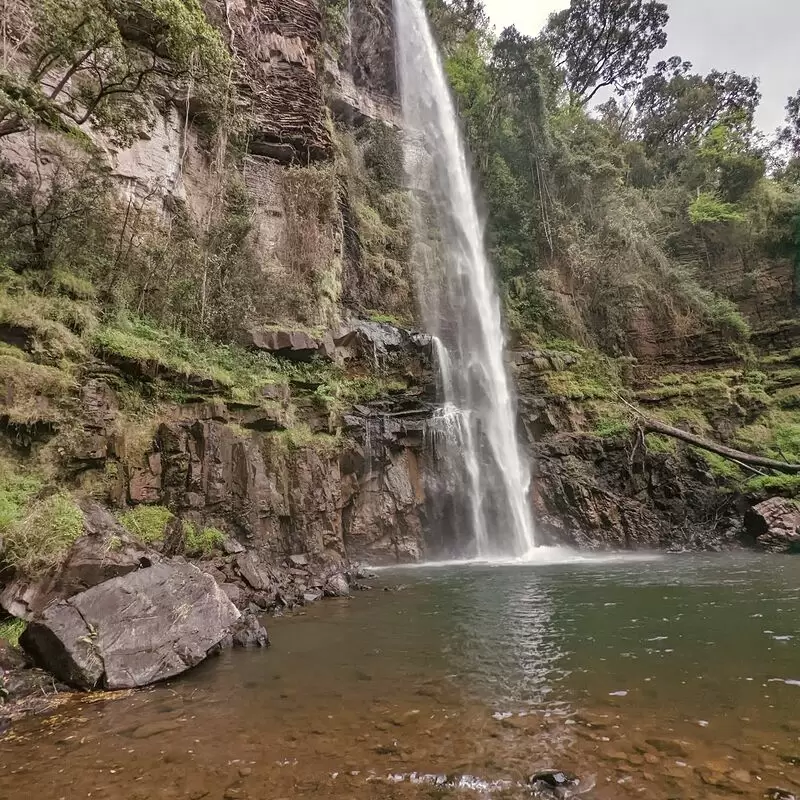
616;394;800;475
641;418;800;474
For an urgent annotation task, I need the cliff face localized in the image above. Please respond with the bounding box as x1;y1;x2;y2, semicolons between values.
0;0;795;638
0;0;443;631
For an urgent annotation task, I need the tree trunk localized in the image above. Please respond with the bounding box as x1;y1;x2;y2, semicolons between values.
642;418;800;475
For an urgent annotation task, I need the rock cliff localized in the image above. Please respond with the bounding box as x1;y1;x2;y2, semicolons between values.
0;0;798;701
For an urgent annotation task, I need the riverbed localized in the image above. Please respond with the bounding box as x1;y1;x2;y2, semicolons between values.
2;553;799;799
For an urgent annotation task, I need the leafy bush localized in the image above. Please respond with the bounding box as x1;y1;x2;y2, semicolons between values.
4;492;84;576
688;192;746;225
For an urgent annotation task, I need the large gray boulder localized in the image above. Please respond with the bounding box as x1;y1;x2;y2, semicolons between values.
20;562;239;689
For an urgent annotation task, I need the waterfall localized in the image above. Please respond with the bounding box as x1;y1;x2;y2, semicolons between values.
395;0;537;558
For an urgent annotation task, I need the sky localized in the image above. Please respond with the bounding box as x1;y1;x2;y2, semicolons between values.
482;0;800;134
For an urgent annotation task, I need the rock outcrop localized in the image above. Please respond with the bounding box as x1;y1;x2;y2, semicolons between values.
21;562;239;689
1;503;151;621
744;498;800;553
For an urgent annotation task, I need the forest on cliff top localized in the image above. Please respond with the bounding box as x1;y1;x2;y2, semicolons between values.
417;0;800;354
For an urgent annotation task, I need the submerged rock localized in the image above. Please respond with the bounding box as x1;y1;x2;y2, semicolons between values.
230;613;269;648
528;770;581;798
21;562;239;689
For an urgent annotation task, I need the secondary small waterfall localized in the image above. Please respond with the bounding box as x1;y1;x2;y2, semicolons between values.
394;0;537;558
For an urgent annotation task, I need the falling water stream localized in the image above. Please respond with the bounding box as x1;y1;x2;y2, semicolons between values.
394;0;536;559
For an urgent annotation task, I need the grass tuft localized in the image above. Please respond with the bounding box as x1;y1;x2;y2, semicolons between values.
3;492;84;576
117;505;173;545
183;524;225;557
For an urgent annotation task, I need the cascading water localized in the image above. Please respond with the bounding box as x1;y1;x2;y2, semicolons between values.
394;0;537;558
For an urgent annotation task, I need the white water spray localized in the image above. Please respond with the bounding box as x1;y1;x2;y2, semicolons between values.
395;0;537;558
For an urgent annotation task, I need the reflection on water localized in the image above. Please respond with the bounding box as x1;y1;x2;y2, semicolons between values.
1;554;800;799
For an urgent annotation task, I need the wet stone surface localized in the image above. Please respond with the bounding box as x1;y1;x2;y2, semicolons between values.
1;553;799;799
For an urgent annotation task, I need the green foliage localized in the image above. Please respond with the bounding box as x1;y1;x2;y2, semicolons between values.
367;310;410;327
688;192;746;225
644;434;677;454
544;0;668;106
0;0;231;142
4;492;84;576
0;617;26;647
93;314;288;397
320;0;349;53
735;411;800;464
593;414;631;438
543;346;624;401
118;504;173;545
183;523;225;557
745;474;800;498
692;448;744;481
0;461;44;534
270;424;342;455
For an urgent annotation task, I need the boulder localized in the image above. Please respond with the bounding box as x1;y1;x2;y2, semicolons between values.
324;573;350;597
230;613;269;648
244;328;320;361
1;503;152;621
528;770;581;799
236;552;278;593
20;562;239;689
745;498;800;553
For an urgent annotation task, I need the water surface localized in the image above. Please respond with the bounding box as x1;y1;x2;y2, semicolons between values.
2;554;799;799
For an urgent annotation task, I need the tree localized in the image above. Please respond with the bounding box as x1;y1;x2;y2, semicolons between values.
780;89;800;156
544;0;668;106
635;57;761;153
425;0;489;55
0;0;230;143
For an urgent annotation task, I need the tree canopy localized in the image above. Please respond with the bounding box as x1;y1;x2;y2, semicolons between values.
0;0;230;143
544;0;669;106
426;0;799;354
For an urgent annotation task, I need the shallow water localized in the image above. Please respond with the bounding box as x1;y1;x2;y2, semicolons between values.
2;553;800;799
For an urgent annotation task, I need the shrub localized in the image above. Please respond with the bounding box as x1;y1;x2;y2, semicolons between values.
4;492;84;576
688;192;746;225
183;524;225;557
118;505;174;545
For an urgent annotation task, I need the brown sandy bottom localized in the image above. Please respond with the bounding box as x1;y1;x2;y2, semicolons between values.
1;555;799;799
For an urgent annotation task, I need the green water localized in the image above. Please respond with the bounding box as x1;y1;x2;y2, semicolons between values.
1;553;799;799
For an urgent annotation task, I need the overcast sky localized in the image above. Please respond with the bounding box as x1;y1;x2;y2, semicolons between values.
482;0;800;133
